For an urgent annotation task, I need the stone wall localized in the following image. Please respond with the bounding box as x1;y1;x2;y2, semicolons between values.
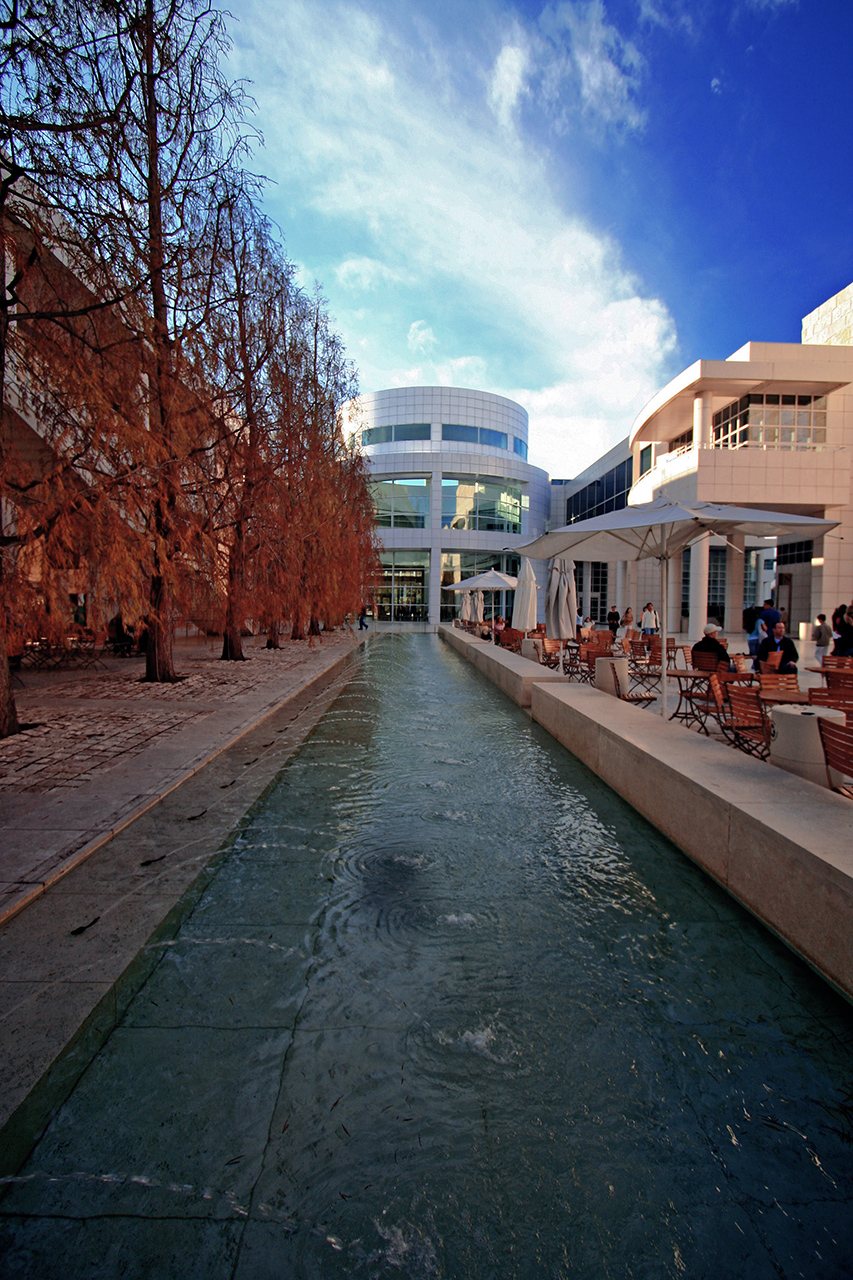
802;281;853;345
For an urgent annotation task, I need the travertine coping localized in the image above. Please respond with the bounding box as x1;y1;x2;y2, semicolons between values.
530;682;853;1002
439;625;571;706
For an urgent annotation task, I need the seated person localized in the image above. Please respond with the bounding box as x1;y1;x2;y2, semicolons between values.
757;621;798;673
691;622;730;668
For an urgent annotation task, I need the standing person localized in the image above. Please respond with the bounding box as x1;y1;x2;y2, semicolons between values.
757;621;799;673
812;613;832;666
640;603;659;635
607;604;620;638
760;599;782;631
359;606;368;631
833;609;853;658
621;606;634;630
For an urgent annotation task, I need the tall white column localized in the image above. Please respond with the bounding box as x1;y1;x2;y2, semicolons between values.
688;534;710;641
616;561;627;614
626;560;638;618
667;553;682;635
692;390;713;449
725;533;745;637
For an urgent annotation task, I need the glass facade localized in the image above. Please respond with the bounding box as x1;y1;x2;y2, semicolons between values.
712;394;827;450
565;457;633;524
743;549;760;609
776;539;814;565
513;437;528;460
442;424;509;451
441;477;526;534
681;546;729;626
440;552;521;622
376;552;429;621
371;477;431;529
362;423;430;445
588;562;608;623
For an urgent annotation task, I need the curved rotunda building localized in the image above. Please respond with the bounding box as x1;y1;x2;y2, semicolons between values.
343;387;551;623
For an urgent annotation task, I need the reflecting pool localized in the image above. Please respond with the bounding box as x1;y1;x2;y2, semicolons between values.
2;635;853;1278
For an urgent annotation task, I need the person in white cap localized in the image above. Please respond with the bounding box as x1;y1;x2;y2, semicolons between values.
691;622;730;668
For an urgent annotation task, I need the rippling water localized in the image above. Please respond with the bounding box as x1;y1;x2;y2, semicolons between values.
2;634;853;1279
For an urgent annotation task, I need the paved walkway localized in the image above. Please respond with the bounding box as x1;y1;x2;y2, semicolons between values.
0;633;364;922
0;631;367;1165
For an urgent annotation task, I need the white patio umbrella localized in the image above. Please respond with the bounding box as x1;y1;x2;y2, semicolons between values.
511;557;539;632
516;499;839;717
448;570;517;632
545;555;577;643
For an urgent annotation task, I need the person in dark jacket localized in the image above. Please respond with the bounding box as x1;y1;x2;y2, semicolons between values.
691;623;730;668
757;621;799;673
607;605;620;638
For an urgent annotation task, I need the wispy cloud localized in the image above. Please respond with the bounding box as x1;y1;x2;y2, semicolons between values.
227;0;676;475
538;1;646;135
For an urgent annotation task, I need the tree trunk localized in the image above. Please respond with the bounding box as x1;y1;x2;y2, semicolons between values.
145;571;176;682
0;603;20;739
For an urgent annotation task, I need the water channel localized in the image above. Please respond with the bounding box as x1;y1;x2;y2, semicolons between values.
2;634;853;1278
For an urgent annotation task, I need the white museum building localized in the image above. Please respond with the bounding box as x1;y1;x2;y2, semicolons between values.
342;387;551;624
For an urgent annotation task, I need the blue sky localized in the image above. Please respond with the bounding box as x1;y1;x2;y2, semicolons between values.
224;0;853;478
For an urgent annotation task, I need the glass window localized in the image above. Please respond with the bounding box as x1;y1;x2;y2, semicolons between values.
765;394;780;405
376;552;429;622
394;423;430;441
442;424;478;443
362;425;392;446
371;477;430;528
782;394;796;405
441;477;475;530
513;436;528;460
797;395;812;406
480;428;508;450
639;445;652;476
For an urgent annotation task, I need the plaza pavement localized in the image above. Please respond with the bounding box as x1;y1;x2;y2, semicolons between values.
0;630;368;1169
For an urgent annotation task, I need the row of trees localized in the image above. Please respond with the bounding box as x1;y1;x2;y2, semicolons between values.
0;0;379;737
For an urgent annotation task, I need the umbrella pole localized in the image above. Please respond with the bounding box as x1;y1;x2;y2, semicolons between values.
659;534;668;719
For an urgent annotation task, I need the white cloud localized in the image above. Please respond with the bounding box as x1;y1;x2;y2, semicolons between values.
488;42;530;129
228;0;676;477
710;76;722;94
407;320;437;352
335;256;407;290
538;1;646;134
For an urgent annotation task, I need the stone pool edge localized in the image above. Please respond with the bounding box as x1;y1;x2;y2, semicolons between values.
439;625;853;1003
0;641;367;1179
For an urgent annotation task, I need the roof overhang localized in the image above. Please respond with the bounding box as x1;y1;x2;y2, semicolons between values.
630;356;853;447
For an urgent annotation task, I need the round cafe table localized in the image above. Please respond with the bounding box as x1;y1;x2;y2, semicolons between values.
768;704;844;787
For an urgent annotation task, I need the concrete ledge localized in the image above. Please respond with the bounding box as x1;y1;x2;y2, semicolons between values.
439;625;571;707
530;681;853;1001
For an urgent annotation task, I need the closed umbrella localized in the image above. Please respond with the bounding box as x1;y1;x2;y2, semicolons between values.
517;498;839;717
473;590;485;624
511;557;538;632
460;591;472;623
545;555;576;673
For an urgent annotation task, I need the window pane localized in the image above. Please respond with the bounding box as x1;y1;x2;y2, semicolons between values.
393;423;430;441
362;425;392;445
513;437;528;460
442;423;478;443
480;428;508;449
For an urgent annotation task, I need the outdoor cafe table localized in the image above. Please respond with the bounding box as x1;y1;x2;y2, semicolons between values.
758;688;809;706
667;670;711;730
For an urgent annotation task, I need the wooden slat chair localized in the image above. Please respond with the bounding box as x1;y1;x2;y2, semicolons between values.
818;718;853;798
822;655;853;669
610;660;656;708
692;649;728;674
676;645;692;670
726;686;771;760
687;671;728;735
758;650;783;672
825;670;853;691
498;627;524;654
577;643;609;683
730;652;750;673
807;688;853;723
539;638;564;670
758;672;800;693
628;640;660;693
